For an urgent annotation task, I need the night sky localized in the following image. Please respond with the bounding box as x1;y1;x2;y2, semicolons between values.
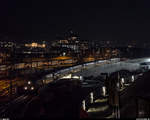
5;0;150;43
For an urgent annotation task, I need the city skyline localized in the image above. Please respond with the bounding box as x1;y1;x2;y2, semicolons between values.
1;1;150;118
5;0;150;43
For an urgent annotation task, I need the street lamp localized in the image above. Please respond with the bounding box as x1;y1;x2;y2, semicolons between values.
79;76;83;81
90;92;94;103
131;75;135;82
121;78;125;88
121;78;125;84
63;52;66;56
82;100;86;111
102;86;106;96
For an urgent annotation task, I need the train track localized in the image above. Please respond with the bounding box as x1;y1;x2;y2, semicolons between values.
0;94;33;118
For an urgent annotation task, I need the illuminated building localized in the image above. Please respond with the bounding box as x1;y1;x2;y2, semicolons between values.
53;29;90;57
20;40;48;54
0;41;16;49
25;42;46;48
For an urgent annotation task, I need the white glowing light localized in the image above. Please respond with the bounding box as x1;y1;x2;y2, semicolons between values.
63;52;66;56
28;81;31;85
79;76;83;80
87;105;109;113
82;100;86;111
31;86;34;90
24;86;28;90
146;58;150;62
46;74;53;78
117;82;120;88
90;92;94;103
72;75;80;79
131;75;134;82
61;74;72;79
121;78;125;84
102;86;106;96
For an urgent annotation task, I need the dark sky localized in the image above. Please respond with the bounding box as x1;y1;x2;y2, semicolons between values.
5;0;150;43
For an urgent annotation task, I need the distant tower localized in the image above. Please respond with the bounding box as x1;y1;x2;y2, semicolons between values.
64;29;79;42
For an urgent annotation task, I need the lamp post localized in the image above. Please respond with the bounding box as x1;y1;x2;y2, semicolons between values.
115;72;120;119
108;72;120;118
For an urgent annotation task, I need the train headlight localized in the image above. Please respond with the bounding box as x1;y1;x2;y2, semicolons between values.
24;86;28;90
31;86;34;90
28;81;31;85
